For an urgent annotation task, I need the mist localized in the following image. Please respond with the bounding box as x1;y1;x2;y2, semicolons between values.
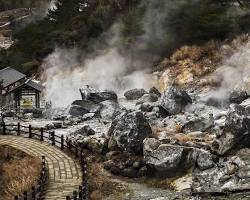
42;47;154;108
205;38;250;102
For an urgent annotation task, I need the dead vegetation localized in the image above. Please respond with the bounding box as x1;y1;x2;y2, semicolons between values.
87;154;129;200
0;145;41;200
158;35;250;91
152;125;214;146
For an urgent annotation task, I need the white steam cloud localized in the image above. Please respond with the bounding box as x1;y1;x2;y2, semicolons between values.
42;47;154;107
206;39;250;101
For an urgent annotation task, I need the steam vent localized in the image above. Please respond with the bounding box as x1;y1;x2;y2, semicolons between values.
1;1;250;200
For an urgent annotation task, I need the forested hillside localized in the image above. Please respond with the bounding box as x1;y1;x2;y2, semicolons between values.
0;0;250;74
0;0;50;11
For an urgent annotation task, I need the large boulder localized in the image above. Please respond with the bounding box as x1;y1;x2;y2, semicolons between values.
68;100;102;117
160;85;192;115
143;138;214;174
124;88;147;100
99;100;120;121
72;100;101;113
212;104;250;155
109;111;152;154
68;105;89;117
80;85;118;103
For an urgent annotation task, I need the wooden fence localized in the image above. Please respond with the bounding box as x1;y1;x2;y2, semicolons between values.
14;156;48;200
0;121;89;200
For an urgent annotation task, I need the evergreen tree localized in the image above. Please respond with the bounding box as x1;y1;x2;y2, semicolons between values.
47;0;86;23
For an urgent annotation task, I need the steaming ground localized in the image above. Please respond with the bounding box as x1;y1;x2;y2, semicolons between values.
203;39;250;103
43;36;250;108
42;48;154;107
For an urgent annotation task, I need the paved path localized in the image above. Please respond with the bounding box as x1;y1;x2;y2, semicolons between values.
0;135;82;200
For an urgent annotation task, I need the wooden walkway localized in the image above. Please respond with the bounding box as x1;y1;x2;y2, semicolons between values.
0;135;82;200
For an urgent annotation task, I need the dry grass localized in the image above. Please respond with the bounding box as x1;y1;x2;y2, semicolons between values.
146;178;175;190
158;40;222;90
0;145;41;200
158;35;250;91
88;156;116;199
151;124;183;139
173;133;214;145
87;154;131;200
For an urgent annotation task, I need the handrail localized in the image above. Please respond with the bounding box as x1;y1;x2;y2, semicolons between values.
14;156;48;200
0;121;89;200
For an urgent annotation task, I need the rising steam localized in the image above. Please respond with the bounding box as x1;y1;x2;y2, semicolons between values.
206;38;250;102
42;47;154;107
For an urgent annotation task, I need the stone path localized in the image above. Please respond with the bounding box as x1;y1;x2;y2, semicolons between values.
0;135;82;200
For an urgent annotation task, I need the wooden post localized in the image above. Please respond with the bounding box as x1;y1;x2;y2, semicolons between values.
42;156;45;167
75;145;78;158
80;150;83;165
23;191;28;200
61;135;64;150
66;196;71;200
73;191;77;200
14;196;18;200
3;121;6;135
82;186;86;200
40;128;44;141
79;186;83;199
32;186;36;199
51;131;55;145
67;140;72;152
29;125;32;138
17;122;20;136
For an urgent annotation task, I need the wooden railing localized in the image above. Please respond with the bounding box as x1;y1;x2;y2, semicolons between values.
14;156;48;200
0;121;89;200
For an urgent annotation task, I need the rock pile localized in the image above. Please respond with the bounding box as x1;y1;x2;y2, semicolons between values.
57;82;250;196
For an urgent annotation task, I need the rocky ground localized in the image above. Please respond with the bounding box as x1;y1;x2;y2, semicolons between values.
2;35;250;199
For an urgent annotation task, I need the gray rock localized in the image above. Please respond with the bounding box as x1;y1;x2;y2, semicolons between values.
212;104;250;155
144;143;193;173
229;90;249;104
182;114;214;133
143;139;215;174
80;85;117;103
82;113;96;121
72;100;101;113
109;111;152;154
68;105;89;117
52;122;63;129
149;87;161;97
124;89;147;100
42;108;66;119
161;84;192;115
71;125;95;137
136;94;159;105
196;150;214;170
100;100;120;121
